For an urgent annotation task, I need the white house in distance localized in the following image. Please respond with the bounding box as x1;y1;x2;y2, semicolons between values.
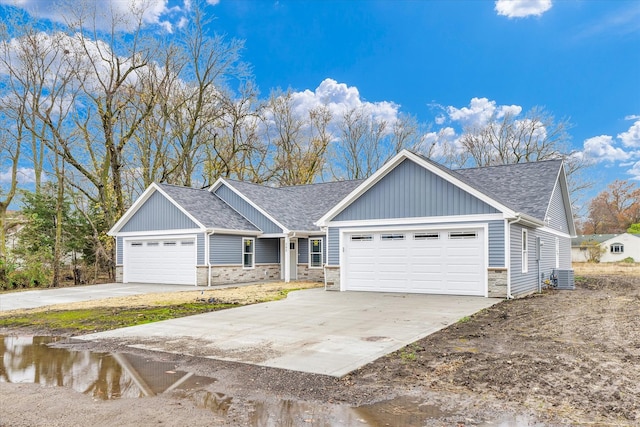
572;233;640;263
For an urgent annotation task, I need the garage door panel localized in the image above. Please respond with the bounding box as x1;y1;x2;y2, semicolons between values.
344;228;485;296
124;238;196;285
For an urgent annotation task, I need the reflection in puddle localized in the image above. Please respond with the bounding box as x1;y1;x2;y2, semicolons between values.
1;336;544;426
0;336;215;400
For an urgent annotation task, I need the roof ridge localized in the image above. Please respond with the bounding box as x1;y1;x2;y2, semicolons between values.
456;158;563;172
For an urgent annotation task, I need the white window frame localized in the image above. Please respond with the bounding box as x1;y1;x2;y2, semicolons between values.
610;243;624;254
522;229;529;273
555;237;560;268
242;237;255;269
309;238;323;269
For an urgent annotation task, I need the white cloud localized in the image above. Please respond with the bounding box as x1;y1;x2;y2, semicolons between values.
625;115;640;121
582;135;631;162
618;120;640;148
495;0;552;19
0;0;177;32
446;97;522;128
289;78;400;126
0;167;37;184
628;160;640;180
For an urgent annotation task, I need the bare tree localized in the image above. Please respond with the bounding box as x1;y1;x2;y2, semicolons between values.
264;90;333;185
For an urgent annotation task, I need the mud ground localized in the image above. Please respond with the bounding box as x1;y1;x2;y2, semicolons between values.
1;274;638;426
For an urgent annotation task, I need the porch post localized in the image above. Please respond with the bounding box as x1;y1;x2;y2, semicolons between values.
284;234;291;283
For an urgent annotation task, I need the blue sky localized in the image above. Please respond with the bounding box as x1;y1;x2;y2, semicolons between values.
1;0;639;208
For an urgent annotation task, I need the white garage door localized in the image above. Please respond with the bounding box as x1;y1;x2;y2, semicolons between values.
344;228;485;296
124;238;196;285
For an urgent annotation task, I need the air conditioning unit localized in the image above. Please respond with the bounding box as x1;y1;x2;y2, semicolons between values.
553;269;575;290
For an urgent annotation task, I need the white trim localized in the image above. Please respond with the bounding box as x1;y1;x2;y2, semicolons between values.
109;183;206;235
209;178;290;233
242;237;255;269
555;237;560;269
316;150;518;227
538;226;572;238
324;213;506;228
505;219;512;298
338;223;489;297
522;229;529;273
308;237;323;269
122;234;197;285
114;229;204;237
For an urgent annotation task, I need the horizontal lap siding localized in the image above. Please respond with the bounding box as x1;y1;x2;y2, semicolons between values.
334;159;498;221
510;224;572;297
211;234;242;265
197;233;205;265
116;237;123;265
214;185;282;233
547;181;570;234
298;238;309;264
256;238;279;264
121;191;198;232
488;220;505;267
328;228;340;266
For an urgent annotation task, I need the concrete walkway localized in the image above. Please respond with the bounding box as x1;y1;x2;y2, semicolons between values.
0;283;198;311
80;289;501;377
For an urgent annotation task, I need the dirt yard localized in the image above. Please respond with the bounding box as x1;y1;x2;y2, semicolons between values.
1;271;639;426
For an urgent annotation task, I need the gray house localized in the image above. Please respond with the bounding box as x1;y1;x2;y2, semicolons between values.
109;150;576;298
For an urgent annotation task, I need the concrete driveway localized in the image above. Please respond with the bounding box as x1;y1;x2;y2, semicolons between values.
0;283;194;312
79;289;500;377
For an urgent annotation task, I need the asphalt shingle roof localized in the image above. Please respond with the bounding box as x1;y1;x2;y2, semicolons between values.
158;183;259;231
225;179;364;231
571;233;639;246
455;160;563;221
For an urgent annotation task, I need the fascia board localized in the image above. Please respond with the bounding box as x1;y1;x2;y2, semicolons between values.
211;178;290;233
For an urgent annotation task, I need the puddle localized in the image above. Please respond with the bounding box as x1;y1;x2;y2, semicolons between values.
0;336;215;400
1;336;545;426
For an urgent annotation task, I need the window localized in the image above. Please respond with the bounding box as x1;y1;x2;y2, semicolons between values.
243;238;254;269
131;242;143;247
181;240;194;246
163;241;176;246
449;231;477;239
414;232;439;240
309;238;323;268
522;229;528;273
350;234;373;242
610;243;624;254
147;242;159;247
381;233;405;240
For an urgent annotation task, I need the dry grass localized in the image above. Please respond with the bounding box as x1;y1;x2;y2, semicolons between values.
572;262;640;276
0;281;323;318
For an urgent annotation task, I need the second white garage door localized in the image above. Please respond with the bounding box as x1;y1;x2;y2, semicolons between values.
343;228;485;296
124;238;196;285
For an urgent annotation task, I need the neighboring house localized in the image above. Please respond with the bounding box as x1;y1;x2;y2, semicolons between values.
109;150;576;298
572;233;640;263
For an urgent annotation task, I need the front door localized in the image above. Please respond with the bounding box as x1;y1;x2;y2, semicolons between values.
289;239;298;280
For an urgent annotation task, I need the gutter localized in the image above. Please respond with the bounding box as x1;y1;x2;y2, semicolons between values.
207;230;215;287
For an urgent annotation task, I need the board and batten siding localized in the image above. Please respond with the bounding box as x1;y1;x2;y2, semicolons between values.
327;220;504;268
334;159;499;221
546;180;571;234
298;237;327;265
509;223;572;297
210;234;242;265
256;238;279;264
121;191;199;232
214;185;282;233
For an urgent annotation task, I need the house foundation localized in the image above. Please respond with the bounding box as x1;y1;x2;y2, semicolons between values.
488;268;508;298
207;264;280;286
324;266;340;290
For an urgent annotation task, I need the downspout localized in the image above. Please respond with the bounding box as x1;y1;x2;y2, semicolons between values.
207;231;215;287
505;214;525;299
